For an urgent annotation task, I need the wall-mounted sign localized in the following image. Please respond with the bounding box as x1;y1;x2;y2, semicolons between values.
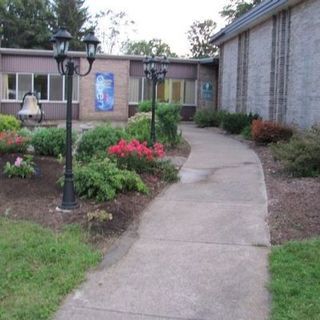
201;81;214;101
95;73;114;111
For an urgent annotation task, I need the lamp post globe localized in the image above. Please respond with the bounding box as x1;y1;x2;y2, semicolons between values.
51;28;100;211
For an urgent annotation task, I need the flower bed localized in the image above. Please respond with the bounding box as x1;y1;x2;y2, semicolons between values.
0;131;30;154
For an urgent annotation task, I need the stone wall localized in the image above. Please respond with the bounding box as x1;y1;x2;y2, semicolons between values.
220;37;238;112
79;57;130;121
217;0;320;128
247;19;273;120
286;0;320;128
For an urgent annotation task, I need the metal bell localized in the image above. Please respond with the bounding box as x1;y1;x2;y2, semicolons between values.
18;95;41;117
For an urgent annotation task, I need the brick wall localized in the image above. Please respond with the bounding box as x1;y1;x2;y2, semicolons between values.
286;0;320;128
220;37;238;112
79;57;130;121
247;19;273;120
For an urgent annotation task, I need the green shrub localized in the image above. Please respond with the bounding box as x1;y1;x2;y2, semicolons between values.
0;114;21;132
252;119;293;144
76;124;128;162
156;103;181;146
0;131;30;154
127;112;152;144
194;109;228;128
61;158;148;202
241;125;252;140
31;127;76;157
271;127;320;177
138;100;153;112
222;112;251;134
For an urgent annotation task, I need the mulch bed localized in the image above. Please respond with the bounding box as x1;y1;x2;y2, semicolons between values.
0;141;190;252
252;144;320;245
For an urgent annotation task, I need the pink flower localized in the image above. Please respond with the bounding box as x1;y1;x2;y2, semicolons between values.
14;157;23;167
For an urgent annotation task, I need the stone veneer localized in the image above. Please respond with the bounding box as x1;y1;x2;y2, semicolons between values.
79;57;129;121
217;0;320;128
220;37;239;113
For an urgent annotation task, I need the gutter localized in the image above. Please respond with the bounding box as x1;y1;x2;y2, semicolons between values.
210;0;302;45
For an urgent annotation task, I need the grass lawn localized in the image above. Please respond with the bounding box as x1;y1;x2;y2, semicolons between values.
0;217;101;320
269;238;320;320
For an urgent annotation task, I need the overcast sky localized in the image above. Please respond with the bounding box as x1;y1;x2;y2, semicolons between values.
86;0;228;56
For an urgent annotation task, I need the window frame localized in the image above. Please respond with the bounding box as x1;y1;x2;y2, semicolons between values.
129;77;197;106
1;72;79;103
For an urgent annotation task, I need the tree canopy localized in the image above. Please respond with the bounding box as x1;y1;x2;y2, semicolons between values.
52;0;91;50
0;0;93;50
220;0;263;23
0;0;54;49
122;38;177;57
187;19;217;58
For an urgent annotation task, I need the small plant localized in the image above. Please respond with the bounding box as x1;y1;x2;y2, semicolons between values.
108;139;165;173
138;100;153;112
127;112;152;144
32;127;76;157
222;112;251;134
3;155;35;178
0;131;30;154
0;114;21;132
241;125;252;140
194;109;228;128
59;158;148;202
156;103;181;147
252;119;293;144
87;209;113;231
153;160;179;182
76;124;128;162
271;127;320;177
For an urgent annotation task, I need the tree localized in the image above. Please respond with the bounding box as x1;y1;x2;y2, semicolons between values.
220;0;263;23
95;9;135;54
52;0;91;50
0;0;54;49
122;39;178;57
187;19;217;58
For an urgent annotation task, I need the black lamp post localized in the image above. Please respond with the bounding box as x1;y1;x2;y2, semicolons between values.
143;55;169;145
51;27;100;210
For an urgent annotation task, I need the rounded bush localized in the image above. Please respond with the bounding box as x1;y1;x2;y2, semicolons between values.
76;124;128;162
31;127;76;157
0;114;21;132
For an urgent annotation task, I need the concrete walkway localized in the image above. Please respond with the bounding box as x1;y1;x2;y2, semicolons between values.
55;124;270;320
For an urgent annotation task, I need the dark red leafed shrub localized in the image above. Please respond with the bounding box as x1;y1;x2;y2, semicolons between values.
252;119;293;144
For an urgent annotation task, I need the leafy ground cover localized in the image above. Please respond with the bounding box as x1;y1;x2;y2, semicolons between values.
0;218;101;320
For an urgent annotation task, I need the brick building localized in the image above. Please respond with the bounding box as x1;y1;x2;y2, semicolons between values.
0;48;218;122
211;0;320;128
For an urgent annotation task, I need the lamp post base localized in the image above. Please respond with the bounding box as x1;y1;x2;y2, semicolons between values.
58;202;79;211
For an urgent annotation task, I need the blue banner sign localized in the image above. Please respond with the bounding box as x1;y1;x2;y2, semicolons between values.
95;73;114;111
201;81;214;101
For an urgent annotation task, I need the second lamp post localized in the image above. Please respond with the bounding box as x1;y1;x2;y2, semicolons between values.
143;55;169;145
51;27;100;210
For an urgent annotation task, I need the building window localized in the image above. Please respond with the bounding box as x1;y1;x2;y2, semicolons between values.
130;77;196;105
49;75;63;101
184;80;196;105
64;75;79;101
129;77;143;103
1;73;79;102
2;74;16;100
18;74;32;100
34;74;48;100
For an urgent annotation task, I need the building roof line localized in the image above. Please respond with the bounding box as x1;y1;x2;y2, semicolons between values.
210;0;300;45
0;48;218;65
